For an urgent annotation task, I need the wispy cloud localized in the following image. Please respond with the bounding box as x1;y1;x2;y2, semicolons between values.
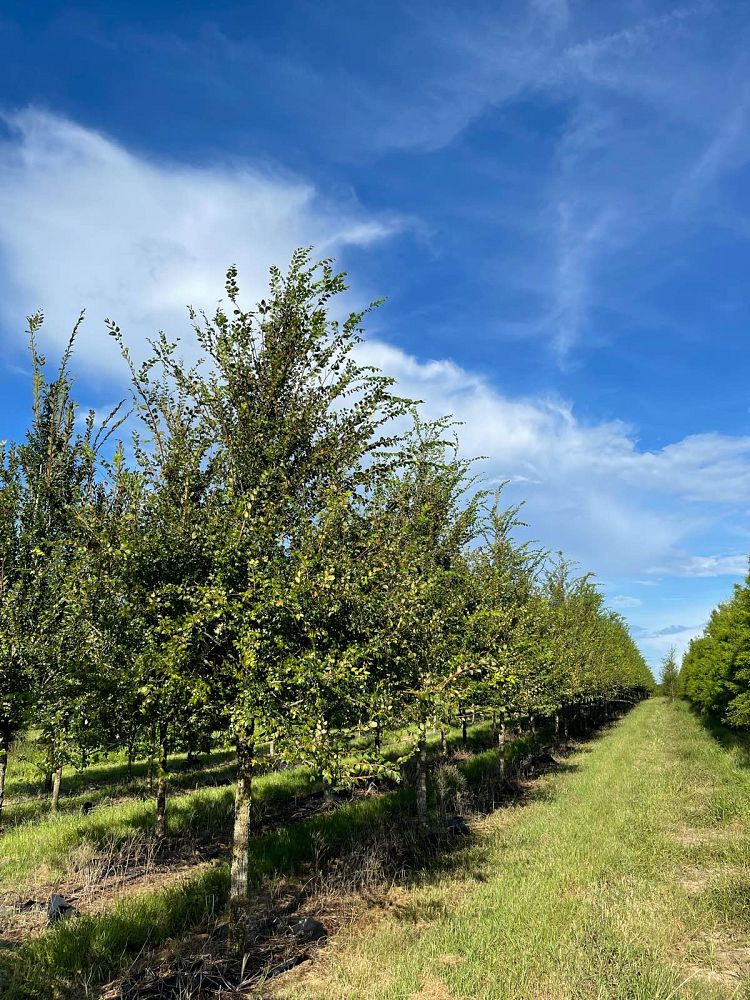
611;595;643;609
661;554;749;578
0;109;401;372
548;200;616;358
673;91;750;210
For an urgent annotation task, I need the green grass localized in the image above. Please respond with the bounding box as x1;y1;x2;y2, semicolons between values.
0;746;506;998
272;699;750;1000
0;721;498;892
2;738;242;826
0;763;322;890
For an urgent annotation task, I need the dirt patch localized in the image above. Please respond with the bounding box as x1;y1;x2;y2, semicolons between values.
99;875;366;999
671;823;744;848
677;865;715;894
677;863;750;895
408;974;455;1000
434;953;465;968
686;932;750;986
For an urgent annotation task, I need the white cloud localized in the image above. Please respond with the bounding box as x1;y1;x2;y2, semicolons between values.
357;339;750;579
664;554;748;578
1;109;749;636
611;595;643;609
0;109;400;374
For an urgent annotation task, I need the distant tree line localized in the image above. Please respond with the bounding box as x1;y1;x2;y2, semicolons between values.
0;250;653;930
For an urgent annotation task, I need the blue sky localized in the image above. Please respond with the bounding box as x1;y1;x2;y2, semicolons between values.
1;0;749;672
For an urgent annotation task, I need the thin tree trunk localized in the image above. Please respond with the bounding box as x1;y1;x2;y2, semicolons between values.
564;709;569;740
0;727;10;823
461;716;467;747
147;722;156;792
529;714;536;735
498;720;507;782
229;726;255;950
415;728;428;826
155;725;168;839
554;712;560;740
440;727;447;757
127;739;134;781
375;720;381;753
51;766;62;813
268;738;275;758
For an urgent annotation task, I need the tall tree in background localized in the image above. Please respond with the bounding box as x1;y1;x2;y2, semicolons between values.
660;648;679;702
0;443;26;820
107;325;222;837
376;416;483;824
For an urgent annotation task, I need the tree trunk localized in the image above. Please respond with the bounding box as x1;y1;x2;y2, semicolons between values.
51;766;62;813
461;716;467;746
268;738;275;758
415;729;428;826
375;720;381;753
554;712;560;740
440;727;447;757
498;720;507;783
147;722;156;792
127;739;134;781
529;714;536;735
0;727;10;823
564;710;569;740
229;727;255;950
155;725;168;839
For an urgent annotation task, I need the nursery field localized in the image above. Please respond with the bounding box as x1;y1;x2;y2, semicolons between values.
3;699;750;998
279;698;750;1000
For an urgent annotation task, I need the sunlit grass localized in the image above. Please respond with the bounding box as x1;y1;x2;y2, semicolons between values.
0;746;505;997
0;764;319;890
275;699;750;1000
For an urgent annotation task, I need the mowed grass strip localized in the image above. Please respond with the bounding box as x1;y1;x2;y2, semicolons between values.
277;699;750;1000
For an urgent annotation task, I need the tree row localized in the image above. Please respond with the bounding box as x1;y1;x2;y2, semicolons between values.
678;565;750;725
0;250;653;927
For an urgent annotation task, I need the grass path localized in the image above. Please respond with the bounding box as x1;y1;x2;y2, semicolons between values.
279;699;750;1000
